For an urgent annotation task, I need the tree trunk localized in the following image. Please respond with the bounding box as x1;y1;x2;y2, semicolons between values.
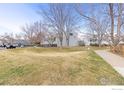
109;4;115;45
60;39;63;47
66;38;69;47
98;41;102;47
98;35;102;47
117;4;122;43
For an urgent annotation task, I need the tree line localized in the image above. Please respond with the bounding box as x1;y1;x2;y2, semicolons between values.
1;4;124;48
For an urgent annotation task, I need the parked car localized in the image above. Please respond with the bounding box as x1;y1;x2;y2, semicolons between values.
6;45;16;49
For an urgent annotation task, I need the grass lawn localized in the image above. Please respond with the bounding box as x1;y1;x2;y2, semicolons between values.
0;47;123;85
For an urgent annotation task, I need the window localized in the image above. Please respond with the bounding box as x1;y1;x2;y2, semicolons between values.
70;33;73;36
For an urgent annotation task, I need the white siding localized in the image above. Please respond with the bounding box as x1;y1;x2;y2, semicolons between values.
42;32;79;47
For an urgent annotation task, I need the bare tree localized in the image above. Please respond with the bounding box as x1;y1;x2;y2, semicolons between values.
15;34;22;40
45;31;56;46
33;21;46;45
75;4;108;47
108;3;124;47
88;15;109;47
39;4;67;47
64;10;80;46
22;21;45;45
75;4;97;23
108;3;115;46
0;33;15;45
39;4;80;47
40;24;56;46
75;4;124;48
22;23;35;44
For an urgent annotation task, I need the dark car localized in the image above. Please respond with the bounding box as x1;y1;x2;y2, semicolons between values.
6;45;16;49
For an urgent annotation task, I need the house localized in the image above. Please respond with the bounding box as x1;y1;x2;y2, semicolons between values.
41;31;80;47
13;39;31;46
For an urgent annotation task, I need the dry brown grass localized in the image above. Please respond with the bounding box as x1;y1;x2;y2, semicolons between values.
0;47;123;85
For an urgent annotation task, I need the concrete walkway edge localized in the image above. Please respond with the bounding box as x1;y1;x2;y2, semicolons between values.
95;50;124;77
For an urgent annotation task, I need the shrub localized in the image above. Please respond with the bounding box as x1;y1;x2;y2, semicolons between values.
110;45;124;56
90;43;99;46
78;41;85;46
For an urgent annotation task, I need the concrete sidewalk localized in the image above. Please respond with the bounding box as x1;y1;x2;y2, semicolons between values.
95;50;124;77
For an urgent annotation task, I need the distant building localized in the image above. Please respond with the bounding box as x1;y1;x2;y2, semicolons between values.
41;32;80;47
13;39;31;46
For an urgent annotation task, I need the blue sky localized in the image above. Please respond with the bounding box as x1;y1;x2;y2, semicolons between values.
0;3;44;34
0;3;103;35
